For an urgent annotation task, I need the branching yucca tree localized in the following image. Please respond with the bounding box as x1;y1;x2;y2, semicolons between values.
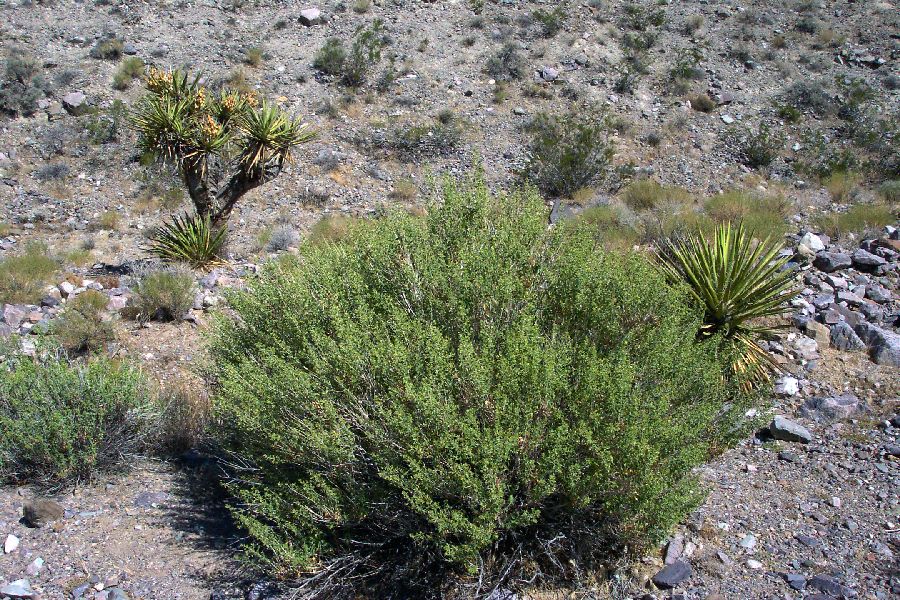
657;222;799;387
131;68;315;229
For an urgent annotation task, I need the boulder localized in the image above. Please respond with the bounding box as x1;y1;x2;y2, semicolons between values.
23;498;64;527
62;91;90;116
801;394;860;421
853;321;900;366
830;322;865;351
813;251;852;273
652;560;692;589
797;232;825;256
851;248;887;272
770;416;813;443
299;7;322;26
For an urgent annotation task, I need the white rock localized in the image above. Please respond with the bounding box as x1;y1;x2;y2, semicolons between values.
747;559;763;569
4;533;19;553
774;376;800;397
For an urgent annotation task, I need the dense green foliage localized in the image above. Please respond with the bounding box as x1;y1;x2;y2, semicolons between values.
523;110;614;198
211;175;759;594
0;349;153;487
313;20;386;87
657;223;797;386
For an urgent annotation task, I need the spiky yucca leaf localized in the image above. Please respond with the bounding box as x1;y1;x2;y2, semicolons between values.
657;222;798;386
150;212;227;269
237;101;316;171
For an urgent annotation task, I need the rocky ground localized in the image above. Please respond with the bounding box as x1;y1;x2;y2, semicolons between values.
1;0;898;598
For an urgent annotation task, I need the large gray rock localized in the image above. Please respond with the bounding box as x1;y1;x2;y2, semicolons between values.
801;394;860;421
813;251;852;272
0;579;34;598
797;232;825;255
2;304;26;328
770;416;813;443
830;321;865;351
652;560;692;589
299;7;322;25
853;321;900;366
851;249;887;272
61;91;90;116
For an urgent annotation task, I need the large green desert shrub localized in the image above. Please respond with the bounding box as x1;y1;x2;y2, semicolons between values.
0;242;58;305
0;348;154;487
211;174;759;594
523;109;614;198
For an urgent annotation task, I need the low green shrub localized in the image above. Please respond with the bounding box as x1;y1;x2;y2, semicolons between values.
313;20;386;87
523;110;614;198
112;56;145;90
486;42;525;82
0;349;153;487
0;53;49;116
211;174;760;594
389;114;463;158
90;36;124;60
814;203;896;240
126;269;195;323
0;242;58;305
532;5;567;37
621;179;692;211
52;290;115;355
705;190;791;241
736;124;784;168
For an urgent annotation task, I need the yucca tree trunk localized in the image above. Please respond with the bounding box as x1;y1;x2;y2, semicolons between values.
181;155;286;229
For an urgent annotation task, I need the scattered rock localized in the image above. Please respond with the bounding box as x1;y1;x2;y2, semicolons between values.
801;394;860;421
62;91;90;116
4;533;19;553
769;416;813;443
853;321;900;366
652;560;692;589
813;252;852;273
299;8;323;26
23;498;65;527
0;579;34;598
830;321;865;351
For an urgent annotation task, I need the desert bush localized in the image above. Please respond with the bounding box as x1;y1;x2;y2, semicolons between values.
621;179;691;211
486;42;525;82
34;163;69;181
314;20;386;87
0;53;48;116
244;46;265;67
90;36;124;60
683;14;704;34
306;214;360;246
131;68;314;229
157;382;211;453
736;124;784;168
796;132;860;178
532;5;567;37
622;2;665;31
126;268;195;323
576;203;641;250
84;99;127;144
52;290;115;355
691;93;716;113
210;174;759;594
523;110;614;198
389;115;463;159
0;349;153;487
879;180;900;204
0;242;58;305
266;225;299;252
814;203;896;240
112;56;144;90
823;171;860;203
704;190;791;240
669;47;704;83
781;80;835;116
658;222;797;386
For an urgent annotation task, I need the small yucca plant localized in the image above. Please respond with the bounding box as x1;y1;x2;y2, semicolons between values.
131;68;315;229
150;212;227;269
657;222;798;386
